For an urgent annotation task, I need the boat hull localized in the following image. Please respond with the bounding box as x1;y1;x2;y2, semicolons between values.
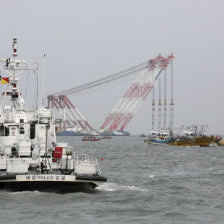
168;136;214;147
168;140;198;147
82;139;100;141
148;139;169;145
0;181;98;193
0;174;106;193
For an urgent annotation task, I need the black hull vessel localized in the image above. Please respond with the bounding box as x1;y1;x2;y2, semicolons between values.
0;174;107;193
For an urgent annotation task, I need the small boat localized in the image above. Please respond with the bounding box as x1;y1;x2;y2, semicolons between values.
148;130;169;145
82;136;101;141
139;134;147;137
102;136;112;139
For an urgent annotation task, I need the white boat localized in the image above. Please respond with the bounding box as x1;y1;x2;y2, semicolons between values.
0;39;107;193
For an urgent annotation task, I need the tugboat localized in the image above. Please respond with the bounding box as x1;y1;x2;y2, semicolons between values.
0;39;107;193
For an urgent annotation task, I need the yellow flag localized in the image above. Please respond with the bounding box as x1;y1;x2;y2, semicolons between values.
1;77;9;84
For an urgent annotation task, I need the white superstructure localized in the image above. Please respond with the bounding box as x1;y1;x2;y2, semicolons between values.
0;39;106;192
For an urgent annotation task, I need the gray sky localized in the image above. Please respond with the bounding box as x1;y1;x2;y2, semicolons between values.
1;0;224;134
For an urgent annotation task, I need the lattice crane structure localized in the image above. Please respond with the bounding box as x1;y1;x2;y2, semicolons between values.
151;53;175;132
101;54;174;131
47;95;95;134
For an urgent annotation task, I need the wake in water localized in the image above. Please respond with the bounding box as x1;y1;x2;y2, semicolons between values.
0;190;45;195
96;182;148;192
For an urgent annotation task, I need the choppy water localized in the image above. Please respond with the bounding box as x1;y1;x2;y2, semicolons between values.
1;136;224;224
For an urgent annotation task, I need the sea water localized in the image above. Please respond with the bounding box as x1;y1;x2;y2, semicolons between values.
0;136;224;224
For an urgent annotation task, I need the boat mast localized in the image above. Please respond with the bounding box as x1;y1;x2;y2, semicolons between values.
152;84;155;130
163;69;167;130
0;39;40;115
12;38;18;110
169;54;174;131
9;38;25;113
158;77;162;131
41;54;46;108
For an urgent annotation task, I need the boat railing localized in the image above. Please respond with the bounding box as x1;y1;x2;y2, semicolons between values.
73;153;94;162
73;152;101;175
0;111;35;123
1;112;15;123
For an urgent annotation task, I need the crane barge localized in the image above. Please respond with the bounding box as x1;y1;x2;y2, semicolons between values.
48;54;174;136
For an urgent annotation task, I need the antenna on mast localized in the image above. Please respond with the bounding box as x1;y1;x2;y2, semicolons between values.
41;54;46;108
12;38;18;58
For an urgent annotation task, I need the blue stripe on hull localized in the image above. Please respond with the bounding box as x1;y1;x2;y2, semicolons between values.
151;139;168;144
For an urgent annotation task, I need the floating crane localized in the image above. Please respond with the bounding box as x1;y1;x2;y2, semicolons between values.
48;54;174;134
48;59;152;134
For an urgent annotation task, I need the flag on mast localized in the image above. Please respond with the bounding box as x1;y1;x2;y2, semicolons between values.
1;77;9;84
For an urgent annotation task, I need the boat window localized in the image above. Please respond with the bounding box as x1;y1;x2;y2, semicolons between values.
30;123;35;139
5;127;9;136
20;127;25;134
40;117;50;124
0;126;4;136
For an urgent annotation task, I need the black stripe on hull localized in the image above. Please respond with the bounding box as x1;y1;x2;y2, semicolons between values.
0;181;97;193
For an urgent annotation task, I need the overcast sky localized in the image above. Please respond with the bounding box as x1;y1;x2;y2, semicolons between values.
1;0;224;134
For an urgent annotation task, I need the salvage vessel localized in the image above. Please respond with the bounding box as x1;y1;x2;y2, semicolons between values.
0;39;107;193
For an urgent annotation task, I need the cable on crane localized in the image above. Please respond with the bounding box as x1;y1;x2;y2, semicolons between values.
51;61;150;96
